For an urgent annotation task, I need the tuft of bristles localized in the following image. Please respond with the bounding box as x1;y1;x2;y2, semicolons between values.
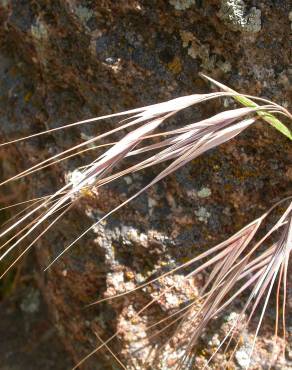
0;76;291;369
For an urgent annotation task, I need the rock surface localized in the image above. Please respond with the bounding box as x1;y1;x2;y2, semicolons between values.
0;0;291;369
0;271;73;370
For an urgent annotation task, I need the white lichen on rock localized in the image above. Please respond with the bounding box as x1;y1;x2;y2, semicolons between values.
107;271;125;291
197;187;212;198
169;0;196;10
31;18;48;40
31;19;50;67
124;176;133;185
195;207;211;223
74;5;94;24
149;274;199;311
235;343;253;368
66;169;85;188
218;0;261;33
20;288;40;314
66;168;94;189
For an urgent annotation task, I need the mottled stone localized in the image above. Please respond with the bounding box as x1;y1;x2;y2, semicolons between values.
218;0;262;33
20;288;40;314
169;0;196;10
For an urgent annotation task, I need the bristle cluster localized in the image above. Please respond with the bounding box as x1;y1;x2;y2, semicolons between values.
0;76;290;369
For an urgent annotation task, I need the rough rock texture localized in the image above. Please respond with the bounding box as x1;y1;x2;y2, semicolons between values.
0;0;291;369
0;257;73;370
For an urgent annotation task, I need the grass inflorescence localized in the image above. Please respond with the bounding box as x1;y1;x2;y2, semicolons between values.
0;76;291;369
